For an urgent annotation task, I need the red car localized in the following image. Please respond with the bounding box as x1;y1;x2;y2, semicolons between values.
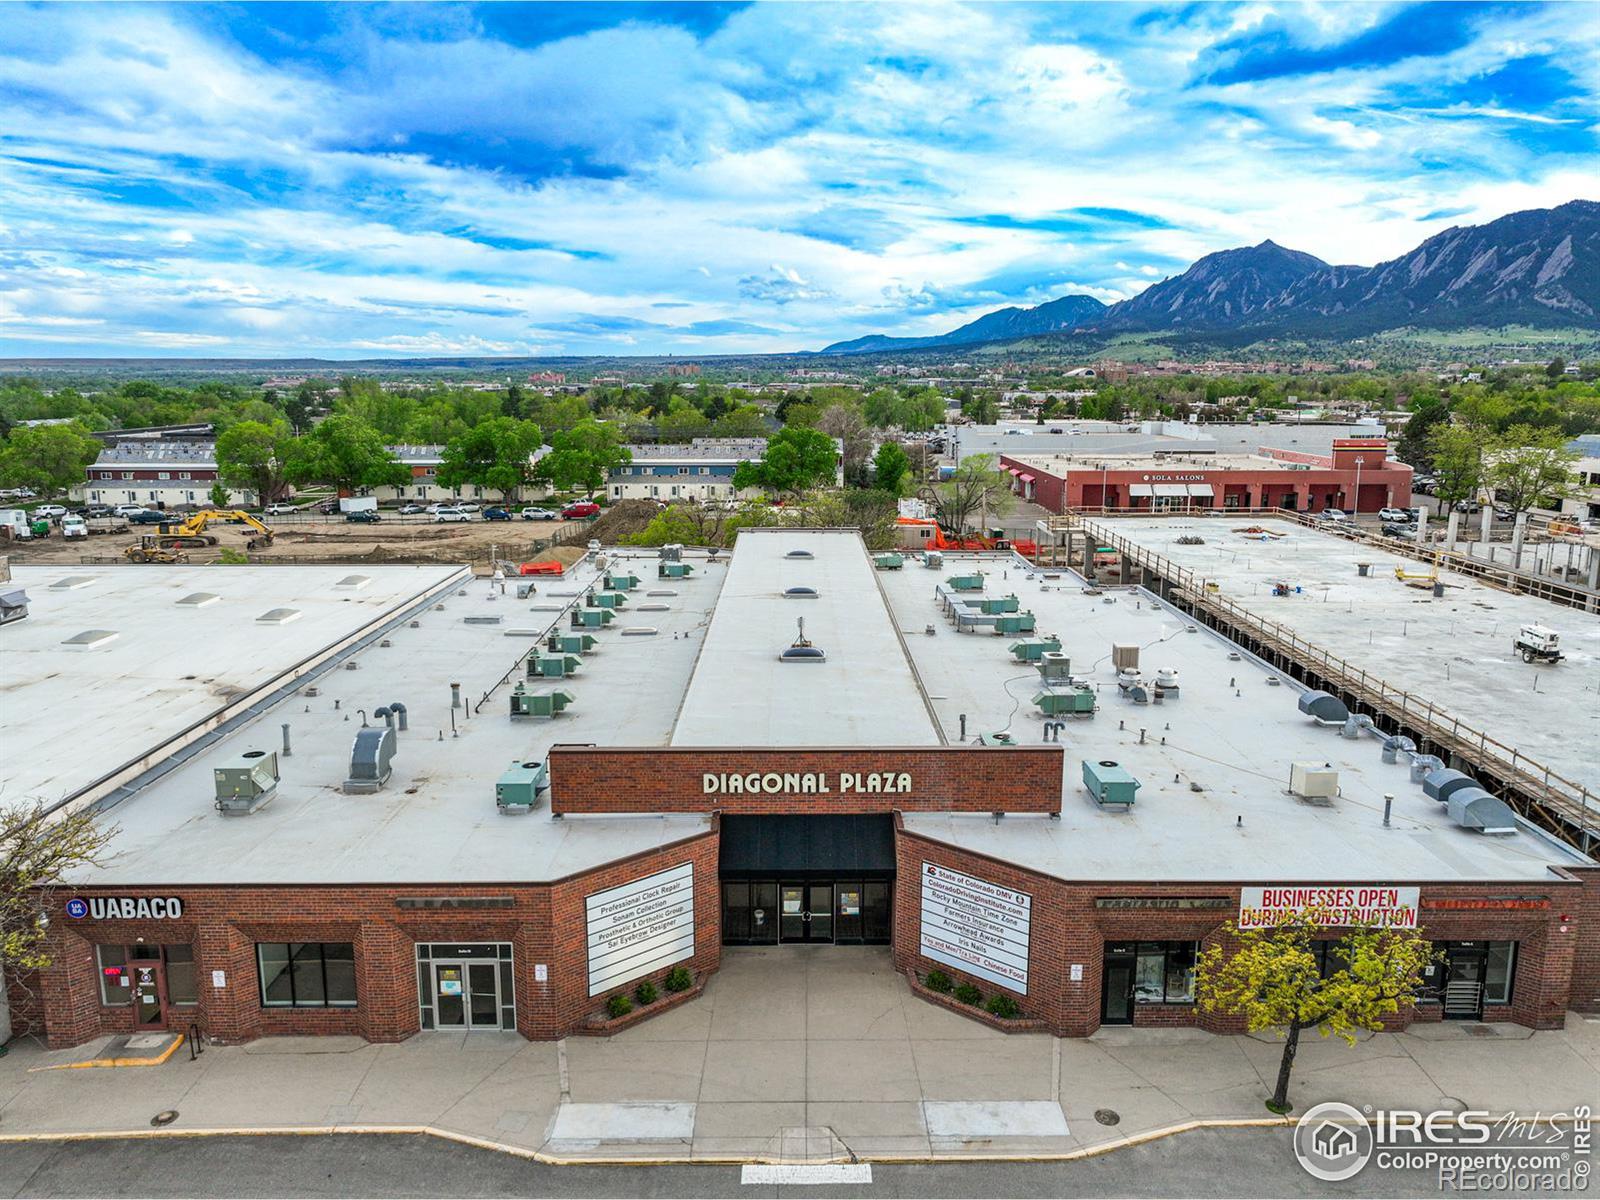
561;501;600;520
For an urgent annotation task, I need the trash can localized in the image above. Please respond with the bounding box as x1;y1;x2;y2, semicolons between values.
1357;563;1370;577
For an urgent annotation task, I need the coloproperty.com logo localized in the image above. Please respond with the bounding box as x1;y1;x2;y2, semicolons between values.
1293;1101;1593;1191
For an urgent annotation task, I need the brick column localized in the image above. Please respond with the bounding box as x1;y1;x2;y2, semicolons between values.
195;923;261;1044
38;927;102;1048
356;923;419;1043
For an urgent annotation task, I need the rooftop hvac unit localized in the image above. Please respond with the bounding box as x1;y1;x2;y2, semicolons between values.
873;553;904;570
1111;643;1140;672
1297;690;1350;725
1038;651;1072;682
658;562;694;579
946;573;984;592
528;653;582;679
1083;759;1139;809
659;544;683;563
978;594;1019;615
604;572;641;591
495;759;549;814
547;632;598;656
1010;637;1062;662
993;611;1037;635
343;726;396;794
1035;686;1095;716
1445;787;1518;835
214;749;279;816
572;607;617;627
1289;762;1339;801
1422;767;1479;804
923;551;943;569
508;683;575;718
588;591;628;609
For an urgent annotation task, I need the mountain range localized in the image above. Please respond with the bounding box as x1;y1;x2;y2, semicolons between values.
818;199;1599;354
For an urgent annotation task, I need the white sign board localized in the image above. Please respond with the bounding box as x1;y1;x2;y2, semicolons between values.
1238;885;1420;929
585;862;695;997
919;862;1031;995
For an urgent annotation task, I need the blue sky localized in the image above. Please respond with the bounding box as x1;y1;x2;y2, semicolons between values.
1;1;1595;358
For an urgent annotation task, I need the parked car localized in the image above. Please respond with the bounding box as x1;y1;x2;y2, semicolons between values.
1453;499;1482;514
315;499;339;515
345;509;382;524
520;507;559;521
396;503;425;515
264;503;299;515
482;507;512;521
129;509;169;524
433;506;474;523
34;504;67;518
1317;508;1349;522
1378;507;1411;523
60;515;88;539
113;503;147;518
455;501;482;513
1382;521;1418;538
81;504;114;518
561;500;600;520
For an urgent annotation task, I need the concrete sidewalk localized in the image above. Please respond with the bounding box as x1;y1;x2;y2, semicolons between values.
1;948;1595;1163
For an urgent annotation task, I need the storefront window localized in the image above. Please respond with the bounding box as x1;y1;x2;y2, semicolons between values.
1485;943;1516;1005
97;945;130;1006
257;942;357;1008
165;945;198;1005
1129;941;1198;1005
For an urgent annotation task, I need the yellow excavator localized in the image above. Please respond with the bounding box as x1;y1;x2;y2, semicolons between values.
123;509;275;563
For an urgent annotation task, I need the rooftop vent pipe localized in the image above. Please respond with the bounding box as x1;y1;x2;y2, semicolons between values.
389;701;408;732
1381;735;1415;764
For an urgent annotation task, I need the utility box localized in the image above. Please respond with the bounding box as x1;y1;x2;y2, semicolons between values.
495;760;549;813
993;612;1037;635
1010;637;1061;662
509;684;575;718
873;553;904;570
1036;687;1096;716
978;594;1019;614
572;607;616;628
1083;759;1139;808
1289;762;1340;800
604;572;641;591
547;632;598;655
587;591;628;609
946;573;984;591
1112;643;1140;672
214;749;279;816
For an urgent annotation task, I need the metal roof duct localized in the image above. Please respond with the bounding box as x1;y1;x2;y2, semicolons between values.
343;726;396;794
1297;690;1350;725
1446;788;1519;835
1423;767;1479;803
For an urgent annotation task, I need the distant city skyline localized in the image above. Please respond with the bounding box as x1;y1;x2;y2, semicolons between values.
1;1;1595;358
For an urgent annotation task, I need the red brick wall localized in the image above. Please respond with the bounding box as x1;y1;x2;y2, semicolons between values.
1567;867;1600;1014
26;827;719;1050
548;746;1064;815
895;821;1584;1037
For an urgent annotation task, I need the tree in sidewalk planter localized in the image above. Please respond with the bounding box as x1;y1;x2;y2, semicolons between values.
0;421;102;497
1;801;118;1011
538;418;631;497
1486;426;1579;517
872;440;910;495
663;966;693;993
437;417;543;500
1195;916;1437;1114
924;453;1012;534
286;414;408;494
732;426;839;499
215;420;293;506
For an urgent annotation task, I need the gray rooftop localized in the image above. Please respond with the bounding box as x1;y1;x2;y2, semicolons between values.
671;528;941;746
880;554;1589;884
1087;516;1600;797
950;421;1385;464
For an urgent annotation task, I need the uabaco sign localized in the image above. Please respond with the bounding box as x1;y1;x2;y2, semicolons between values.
1239;886;1420;929
702;771;913;796
65;896;184;920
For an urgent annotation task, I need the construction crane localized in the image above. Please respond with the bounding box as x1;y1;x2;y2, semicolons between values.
151;510;276;551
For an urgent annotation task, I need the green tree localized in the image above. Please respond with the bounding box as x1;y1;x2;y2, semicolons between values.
1428;424;1487;515
1486;426;1579;515
962;391;1000;424
872;441;910;495
1546;357;1566;380
336;378;416;440
713;405;769;439
208;481;231;508
2;802;117;983
286;414;407;493
1393;399;1451;471
539;418;630;496
815;403;871;485
1196;916;1437;1113
0;421;103;496
732;427;839;498
436;418;543;498
925;453;1011;533
215;420;292;506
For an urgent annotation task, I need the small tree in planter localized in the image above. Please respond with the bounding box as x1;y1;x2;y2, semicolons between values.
663;966;693;993
605;993;633;1020
634;979;659;1006
923;969;953;994
1196;916;1437;1114
953;982;983;1006
985;993;1020;1019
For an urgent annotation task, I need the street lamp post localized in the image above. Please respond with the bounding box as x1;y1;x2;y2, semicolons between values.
1352;456;1365;515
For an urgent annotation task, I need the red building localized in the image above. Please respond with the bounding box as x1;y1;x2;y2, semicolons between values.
1002;439;1412;514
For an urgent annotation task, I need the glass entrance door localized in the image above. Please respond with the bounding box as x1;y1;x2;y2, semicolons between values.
433;960;502;1029
778;883;835;943
1442;946;1487;1020
1101;947;1135;1025
130;956;166;1030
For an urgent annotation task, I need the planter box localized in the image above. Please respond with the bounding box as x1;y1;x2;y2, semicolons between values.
579;979;707;1036
905;971;1051;1034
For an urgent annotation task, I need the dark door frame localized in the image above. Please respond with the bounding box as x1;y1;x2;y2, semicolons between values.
1100;946;1135;1026
130;958;167;1031
1441;944;1489;1020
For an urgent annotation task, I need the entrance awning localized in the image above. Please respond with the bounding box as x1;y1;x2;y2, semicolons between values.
1128;484;1153;497
719;814;896;876
1153;484;1189;497
1185;483;1215;497
1006;467;1022;476
1018;473;1035;483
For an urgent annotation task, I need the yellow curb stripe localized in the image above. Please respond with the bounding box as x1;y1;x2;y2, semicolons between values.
26;1035;185;1072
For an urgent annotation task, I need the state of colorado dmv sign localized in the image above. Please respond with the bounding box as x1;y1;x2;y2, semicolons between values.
919;863;1032;995
584;863;695;997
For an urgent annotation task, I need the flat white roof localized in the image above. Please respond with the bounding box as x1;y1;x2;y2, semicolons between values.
880;555;1589;883
1086;516;1600;797
1;563;467;810
671;528;941;747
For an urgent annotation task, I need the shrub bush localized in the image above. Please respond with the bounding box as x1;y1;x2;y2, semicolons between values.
984;993;1020;1019
923;969;953;994
634;980;659;1006
606;993;633;1019
664;966;693;993
953;982;983;1006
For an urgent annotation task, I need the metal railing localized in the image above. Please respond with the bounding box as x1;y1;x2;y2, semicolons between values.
1070;514;1597;850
